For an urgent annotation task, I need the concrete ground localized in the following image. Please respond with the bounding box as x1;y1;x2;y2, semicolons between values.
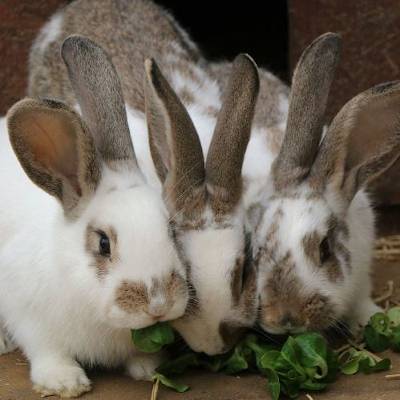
1;208;400;400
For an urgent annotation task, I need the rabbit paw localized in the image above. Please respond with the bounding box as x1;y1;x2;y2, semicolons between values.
32;357;91;398
0;327;17;355
126;352;162;381
348;300;382;335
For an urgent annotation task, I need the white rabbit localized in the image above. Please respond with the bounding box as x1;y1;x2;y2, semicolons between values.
247;33;400;335
28;0;271;355
0;36;188;398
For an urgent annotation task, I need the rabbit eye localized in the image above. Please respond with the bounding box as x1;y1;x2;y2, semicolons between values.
319;237;331;264
97;231;111;257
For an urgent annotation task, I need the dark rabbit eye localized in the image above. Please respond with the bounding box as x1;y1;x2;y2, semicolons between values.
319;237;331;264
98;231;111;257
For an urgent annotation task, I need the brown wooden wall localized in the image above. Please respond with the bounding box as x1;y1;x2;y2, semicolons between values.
289;0;400;121
0;0;69;115
289;0;400;204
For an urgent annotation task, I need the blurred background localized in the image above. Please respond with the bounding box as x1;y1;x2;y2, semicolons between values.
1;0;400;204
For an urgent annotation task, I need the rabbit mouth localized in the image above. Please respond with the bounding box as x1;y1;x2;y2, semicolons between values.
259;322;307;336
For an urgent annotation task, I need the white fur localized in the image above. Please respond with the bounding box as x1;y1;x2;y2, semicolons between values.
172;217;246;354
32;12;64;55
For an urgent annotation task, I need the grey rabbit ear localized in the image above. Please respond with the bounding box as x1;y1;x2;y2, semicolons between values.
206;54;259;215
272;33;341;191
310;81;400;202
61;35;138;171
144;58;206;216
7;98;101;217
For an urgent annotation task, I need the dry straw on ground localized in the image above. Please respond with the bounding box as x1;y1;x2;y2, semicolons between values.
375;235;400;261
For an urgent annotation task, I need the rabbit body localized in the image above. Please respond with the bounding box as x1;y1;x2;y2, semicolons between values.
29;0;289;203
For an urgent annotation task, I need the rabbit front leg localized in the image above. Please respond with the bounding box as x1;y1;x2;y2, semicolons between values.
30;353;91;398
347;295;381;336
126;351;164;381
0;322;17;355
22;331;91;399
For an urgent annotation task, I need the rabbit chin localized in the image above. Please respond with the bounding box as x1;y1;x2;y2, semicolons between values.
171;314;234;355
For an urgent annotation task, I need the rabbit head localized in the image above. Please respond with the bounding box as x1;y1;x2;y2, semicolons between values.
6;36;188;331
253;33;400;335
144;55;260;354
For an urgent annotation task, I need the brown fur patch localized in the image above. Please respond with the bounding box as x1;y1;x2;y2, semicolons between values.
116;270;186;316
327;215;350;278
178;87;195;105
231;255;245;305
150;270;186;300
302;231;320;265
115;280;149;313
260;252;334;331
301;225;344;282
237;259;258;320
255;207;283;264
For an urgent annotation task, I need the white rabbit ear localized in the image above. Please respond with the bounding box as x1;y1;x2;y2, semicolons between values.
144;58;206;216
62;36;137;171
310;81;400;201
7;98;101;216
272;33;341;191
206;54;259;215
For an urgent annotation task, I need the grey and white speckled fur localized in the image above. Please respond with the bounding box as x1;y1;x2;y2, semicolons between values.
28;0;289;182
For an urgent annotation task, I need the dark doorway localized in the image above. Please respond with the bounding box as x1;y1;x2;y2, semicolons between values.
155;1;289;82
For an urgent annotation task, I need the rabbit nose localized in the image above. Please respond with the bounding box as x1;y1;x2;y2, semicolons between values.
279;313;297;329
147;299;169;320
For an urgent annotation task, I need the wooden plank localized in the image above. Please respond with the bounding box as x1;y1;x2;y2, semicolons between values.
0;0;69;115
289;0;400;204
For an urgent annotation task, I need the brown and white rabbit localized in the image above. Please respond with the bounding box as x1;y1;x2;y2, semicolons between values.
0;36;189;397
247;33;400;335
28;0;262;356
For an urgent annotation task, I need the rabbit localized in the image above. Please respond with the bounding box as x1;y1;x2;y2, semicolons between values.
248;33;400;335
0;36;189;398
27;0;268;355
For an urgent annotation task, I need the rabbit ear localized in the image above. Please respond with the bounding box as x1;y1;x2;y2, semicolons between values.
61;36;137;170
309;81;400;202
7;98;101;217
272;33;341;191
206;54;259;215
144;59;206;215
